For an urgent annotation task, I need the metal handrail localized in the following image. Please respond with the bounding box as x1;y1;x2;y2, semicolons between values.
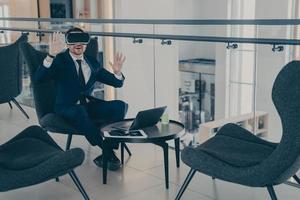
1;17;300;25
0;27;299;46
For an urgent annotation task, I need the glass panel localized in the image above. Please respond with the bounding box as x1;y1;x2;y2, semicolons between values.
114;25;155;118
230;50;255;84
255;46;288;141
222;0;257;140
156;24;226;38
254;30;297;186
229;83;253;116
171;40;216;146
11;19;106;107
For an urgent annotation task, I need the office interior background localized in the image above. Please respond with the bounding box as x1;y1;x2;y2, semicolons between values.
0;0;299;199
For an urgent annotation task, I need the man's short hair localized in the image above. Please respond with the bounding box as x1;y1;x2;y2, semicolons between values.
65;27;84;35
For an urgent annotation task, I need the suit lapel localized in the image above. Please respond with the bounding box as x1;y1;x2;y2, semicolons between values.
63;51;96;91
63;50;81;86
84;55;96;89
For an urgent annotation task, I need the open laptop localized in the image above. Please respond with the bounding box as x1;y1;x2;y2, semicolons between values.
113;106;167;131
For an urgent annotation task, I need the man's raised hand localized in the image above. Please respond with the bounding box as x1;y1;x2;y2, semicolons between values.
49;32;65;57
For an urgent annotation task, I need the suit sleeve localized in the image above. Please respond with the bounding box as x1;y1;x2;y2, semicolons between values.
88;57;124;87
34;57;59;83
96;67;125;88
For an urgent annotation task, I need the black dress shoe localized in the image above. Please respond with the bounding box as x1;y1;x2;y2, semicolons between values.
93;154;121;171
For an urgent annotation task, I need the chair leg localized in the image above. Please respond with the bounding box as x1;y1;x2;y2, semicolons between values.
66;134;73;151
121;142;124;164
267;186;278;200
59;133;74;181
8;102;12;109
293;175;300;184
11;98;29;119
175;169;197;200
124;143;132;156
69;170;90;200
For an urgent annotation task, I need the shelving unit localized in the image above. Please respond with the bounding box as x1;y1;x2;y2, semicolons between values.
178;58;216;130
197;111;269;143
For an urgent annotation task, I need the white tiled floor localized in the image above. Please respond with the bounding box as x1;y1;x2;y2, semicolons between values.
0;104;299;200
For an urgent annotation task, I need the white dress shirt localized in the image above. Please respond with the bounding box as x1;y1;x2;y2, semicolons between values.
43;52;123;104
43;52;123;81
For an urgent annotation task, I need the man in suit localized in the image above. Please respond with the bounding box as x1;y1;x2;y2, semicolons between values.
35;27;126;171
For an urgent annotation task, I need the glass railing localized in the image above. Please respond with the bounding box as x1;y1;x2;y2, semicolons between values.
0;19;299;186
0;18;298;139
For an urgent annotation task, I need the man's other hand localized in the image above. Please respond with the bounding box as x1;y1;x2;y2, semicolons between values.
109;52;126;76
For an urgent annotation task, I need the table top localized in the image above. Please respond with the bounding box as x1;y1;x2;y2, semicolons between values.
101;119;185;143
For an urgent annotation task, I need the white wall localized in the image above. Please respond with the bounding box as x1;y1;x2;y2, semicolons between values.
175;0;228;120
114;0;179;119
174;0;228;121
175;0;228;60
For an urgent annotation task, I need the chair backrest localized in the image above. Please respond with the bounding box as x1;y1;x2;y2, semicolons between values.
262;60;300;184
19;38;100;120
0;34;28;103
84;37;99;61
19;42;53;120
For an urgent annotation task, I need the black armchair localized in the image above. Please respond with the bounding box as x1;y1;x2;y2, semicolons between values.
85;37;99;61
176;60;300;200
19;40;97;150
0;125;89;199
0;34;29;119
19;41;131;160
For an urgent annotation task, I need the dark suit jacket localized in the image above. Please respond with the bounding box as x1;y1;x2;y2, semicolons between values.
35;49;124;110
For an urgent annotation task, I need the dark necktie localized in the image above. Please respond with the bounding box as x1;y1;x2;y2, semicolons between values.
76;59;87;104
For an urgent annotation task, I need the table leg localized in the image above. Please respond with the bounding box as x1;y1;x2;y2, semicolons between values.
162;142;169;189
153;141;169;189
103;140;109;184
175;138;180;168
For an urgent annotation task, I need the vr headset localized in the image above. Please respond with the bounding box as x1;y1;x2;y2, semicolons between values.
65;32;90;45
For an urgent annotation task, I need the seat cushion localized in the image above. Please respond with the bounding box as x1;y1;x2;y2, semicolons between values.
40;113;80;134
0;138;59;170
199;135;275;167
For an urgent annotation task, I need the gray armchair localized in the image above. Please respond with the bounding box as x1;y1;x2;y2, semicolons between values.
0;34;29;119
0;125;89;199
20;41;132;161
19;41;93;150
176;60;300;200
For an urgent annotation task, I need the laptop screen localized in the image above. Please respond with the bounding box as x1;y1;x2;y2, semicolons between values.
129;106;167;130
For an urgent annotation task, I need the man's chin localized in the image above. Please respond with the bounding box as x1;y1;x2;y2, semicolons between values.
73;51;83;56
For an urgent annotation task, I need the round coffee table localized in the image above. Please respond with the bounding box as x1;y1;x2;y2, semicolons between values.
101;119;185;189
